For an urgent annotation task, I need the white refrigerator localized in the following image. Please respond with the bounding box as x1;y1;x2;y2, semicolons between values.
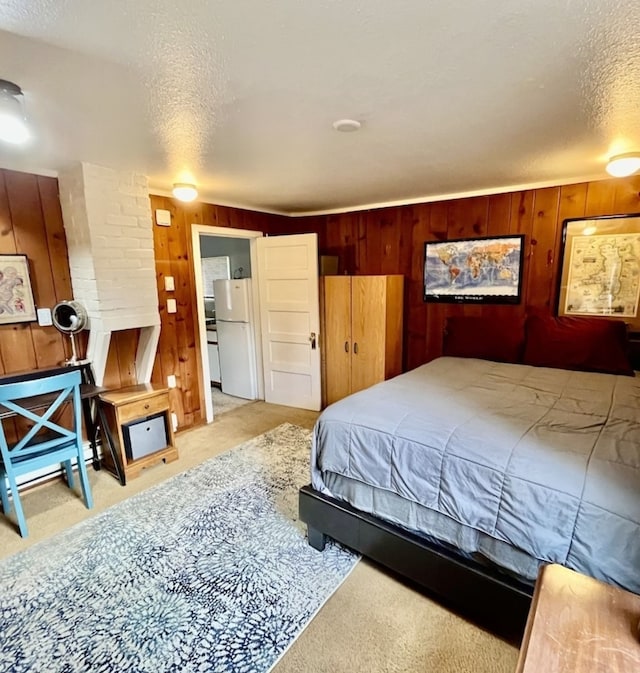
213;278;258;400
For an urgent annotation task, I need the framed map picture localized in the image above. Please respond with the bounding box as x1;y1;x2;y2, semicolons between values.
0;254;37;324
423;235;524;304
557;214;640;325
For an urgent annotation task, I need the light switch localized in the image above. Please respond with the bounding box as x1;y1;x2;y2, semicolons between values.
164;275;175;291
155;209;171;226
37;307;53;326
167;374;177;388
166;298;177;313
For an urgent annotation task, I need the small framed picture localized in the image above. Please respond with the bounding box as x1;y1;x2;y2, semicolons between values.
0;254;37;324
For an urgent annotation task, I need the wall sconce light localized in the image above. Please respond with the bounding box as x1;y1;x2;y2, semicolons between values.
172;183;198;202
605;153;640;178
0;79;30;145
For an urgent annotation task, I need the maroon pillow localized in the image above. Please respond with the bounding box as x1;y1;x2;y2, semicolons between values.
523;315;634;376
443;316;526;364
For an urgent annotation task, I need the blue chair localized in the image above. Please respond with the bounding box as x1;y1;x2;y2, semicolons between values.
0;370;93;537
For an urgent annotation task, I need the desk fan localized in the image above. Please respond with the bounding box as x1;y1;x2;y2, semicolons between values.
52;300;88;365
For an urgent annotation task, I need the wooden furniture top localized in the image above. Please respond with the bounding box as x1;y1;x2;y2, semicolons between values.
0;362;104;417
516;564;640;673
99;384;169;407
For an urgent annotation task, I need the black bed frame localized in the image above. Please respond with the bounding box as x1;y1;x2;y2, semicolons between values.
299;485;533;642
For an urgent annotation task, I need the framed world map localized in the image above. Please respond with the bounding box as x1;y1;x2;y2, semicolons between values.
557;214;640;326
423;235;525;304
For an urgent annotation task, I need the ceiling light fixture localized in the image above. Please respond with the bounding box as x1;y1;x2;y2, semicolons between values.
172;183;198;202
0;79;30;145
332;119;362;132
605;152;640;178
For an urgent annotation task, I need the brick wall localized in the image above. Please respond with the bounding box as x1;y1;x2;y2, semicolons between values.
58;162;160;385
59;162;158;322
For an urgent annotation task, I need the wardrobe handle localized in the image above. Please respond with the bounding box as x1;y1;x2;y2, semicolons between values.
344;341;349;353
353;342;359;354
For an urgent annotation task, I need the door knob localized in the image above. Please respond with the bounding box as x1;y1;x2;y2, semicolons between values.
309;332;317;349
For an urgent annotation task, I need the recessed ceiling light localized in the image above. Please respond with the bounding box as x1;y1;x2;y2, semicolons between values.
172;183;198;202
332;119;362;133
605;152;640;178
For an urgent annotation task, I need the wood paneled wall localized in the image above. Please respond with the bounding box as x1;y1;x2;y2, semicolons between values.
0;169;288;432
0;168;144;391
0;169;70;372
3;167;640;433
149;196;287;428
307;176;640;370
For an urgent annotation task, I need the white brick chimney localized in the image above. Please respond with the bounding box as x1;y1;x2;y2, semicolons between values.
58;162;160;386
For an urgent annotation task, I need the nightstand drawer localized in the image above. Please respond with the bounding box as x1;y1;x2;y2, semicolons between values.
123;412;169;461
117;393;168;424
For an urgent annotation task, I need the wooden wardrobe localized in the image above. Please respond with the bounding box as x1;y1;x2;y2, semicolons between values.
320;275;404;406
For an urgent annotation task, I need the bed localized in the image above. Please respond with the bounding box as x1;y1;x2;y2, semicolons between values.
299;352;640;638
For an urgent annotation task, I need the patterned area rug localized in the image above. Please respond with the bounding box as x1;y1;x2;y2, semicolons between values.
0;423;358;673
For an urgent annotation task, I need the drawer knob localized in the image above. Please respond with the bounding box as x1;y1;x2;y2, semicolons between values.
144;403;150;410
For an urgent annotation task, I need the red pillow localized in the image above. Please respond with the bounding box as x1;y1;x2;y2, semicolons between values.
523;315;634;376
443;316;526;364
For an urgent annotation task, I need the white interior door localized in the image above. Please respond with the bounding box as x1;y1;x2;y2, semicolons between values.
256;234;321;410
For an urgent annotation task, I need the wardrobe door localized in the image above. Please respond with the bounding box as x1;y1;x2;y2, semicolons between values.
350;276;387;394
322;276;352;405
383;275;404;379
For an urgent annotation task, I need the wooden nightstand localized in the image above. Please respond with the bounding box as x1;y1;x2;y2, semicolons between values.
516;564;640;672
99;384;178;484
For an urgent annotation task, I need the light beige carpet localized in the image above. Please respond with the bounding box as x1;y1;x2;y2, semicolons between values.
211;385;255;416
276;561;518;673
0;401;519;673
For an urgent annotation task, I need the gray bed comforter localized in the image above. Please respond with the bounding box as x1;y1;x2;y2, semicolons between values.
311;357;640;592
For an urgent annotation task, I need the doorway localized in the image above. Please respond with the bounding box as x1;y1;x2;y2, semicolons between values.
191;225;264;423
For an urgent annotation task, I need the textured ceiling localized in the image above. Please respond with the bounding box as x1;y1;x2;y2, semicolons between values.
0;0;639;215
